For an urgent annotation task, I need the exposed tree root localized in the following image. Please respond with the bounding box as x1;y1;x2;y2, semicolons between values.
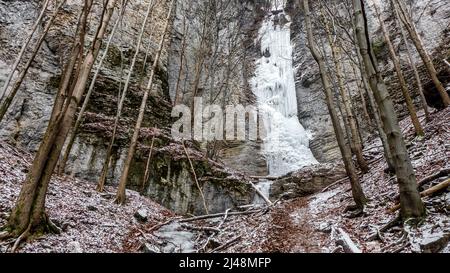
0;231;10;240
367;215;401;241
11;224;31;253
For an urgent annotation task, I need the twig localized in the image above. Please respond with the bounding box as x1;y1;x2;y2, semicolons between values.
208;235;242;253
180;209;261;223
392;241;410;253
249;176;279;181
321;176;349;192
181;224;221;233
182;141;209;215
148;217;182;232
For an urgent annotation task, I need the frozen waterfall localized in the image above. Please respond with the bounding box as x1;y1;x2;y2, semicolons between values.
251;9;318;178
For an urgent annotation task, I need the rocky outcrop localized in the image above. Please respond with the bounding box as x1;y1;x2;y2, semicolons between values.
271;163;346;200
0;0;257;214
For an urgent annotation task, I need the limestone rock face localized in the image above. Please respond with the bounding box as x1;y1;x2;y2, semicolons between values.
287;0;450;163
0;0;260;214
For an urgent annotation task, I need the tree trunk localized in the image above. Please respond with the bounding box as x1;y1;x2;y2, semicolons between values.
353;0;425;219
115;0;175;204
58;4;127;175
97;0;155;191
373;2;424;137
6;0;117;236
393;0;450;107
141;134;155;192
0;0;66;122
303;0;366;209
353;39;395;173
351;62;372;126
323;16;369;173
391;0;431;121
0;0;50;101
173;14;188;106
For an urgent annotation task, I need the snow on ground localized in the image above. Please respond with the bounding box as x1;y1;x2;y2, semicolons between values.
0;107;448;253
0;141;174;253
191;108;449;253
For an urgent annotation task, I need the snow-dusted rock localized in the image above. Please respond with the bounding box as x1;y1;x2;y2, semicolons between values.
134;208;148;223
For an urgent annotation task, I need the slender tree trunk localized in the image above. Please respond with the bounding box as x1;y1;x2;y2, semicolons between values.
58;3;127;175
350;63;372;126
353;37;395;173
141;134;155;192
0;0;66;123
173;14;188;106
115;0;175;204
303;0;366;209
97;0;155;192
0;0;50;101
323;18;369;173
391;0;430;121
393;0;449;107
373;3;424;136
6;0;117;237
353;0;425;219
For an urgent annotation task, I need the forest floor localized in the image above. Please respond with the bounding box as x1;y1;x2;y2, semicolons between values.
218;107;450;253
0;108;448;253
0;141;176;253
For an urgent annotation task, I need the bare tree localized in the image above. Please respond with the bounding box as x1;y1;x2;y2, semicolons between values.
97;0;157;192
2;0;118;243
320;6;369;173
303;0;366;209
0;0;66;122
58;0;128;175
390;0;430;120
353;0;425;219
0;0;51;101
373;2;424;136
393;0;450;107
115;0;175;204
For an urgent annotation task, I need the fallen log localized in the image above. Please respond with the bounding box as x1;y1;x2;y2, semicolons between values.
390;178;450;212
417;168;450;188
393;168;450;201
249;176;279;181
333;228;362;253
250;181;273;206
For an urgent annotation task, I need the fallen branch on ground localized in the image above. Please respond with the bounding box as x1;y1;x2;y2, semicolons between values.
249;181;273;206
148;217;182;233
417;168;450;188
249;176;279;181
390;178;450;212
180;209;262;223
181;224;221;233
198;208;231;253
208;235;242;253
321;176;349;193
333;227;362;253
